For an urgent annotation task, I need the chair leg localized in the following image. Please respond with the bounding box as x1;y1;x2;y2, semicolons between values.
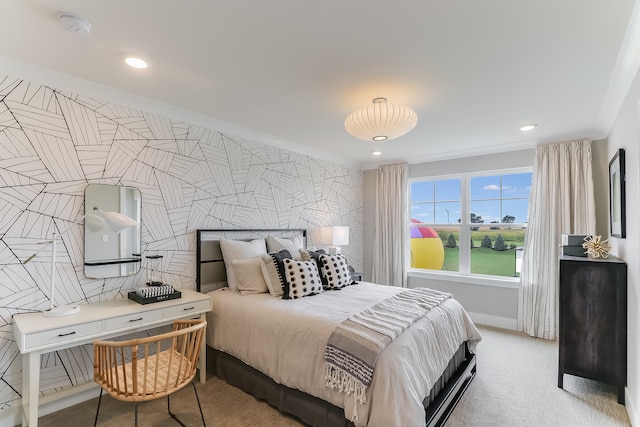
135;402;139;427
166;381;206;427
94;388;104;427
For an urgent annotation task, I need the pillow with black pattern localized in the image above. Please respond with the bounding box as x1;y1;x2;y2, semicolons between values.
260;249;292;298
300;249;328;286
282;259;323;299
319;254;352;290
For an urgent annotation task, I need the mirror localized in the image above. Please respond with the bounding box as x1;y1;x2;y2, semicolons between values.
84;184;142;278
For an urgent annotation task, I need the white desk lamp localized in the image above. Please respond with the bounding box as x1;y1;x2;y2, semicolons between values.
22;206;138;317
320;226;349;255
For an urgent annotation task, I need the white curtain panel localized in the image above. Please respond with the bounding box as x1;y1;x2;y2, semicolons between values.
372;163;408;287
518;140;596;339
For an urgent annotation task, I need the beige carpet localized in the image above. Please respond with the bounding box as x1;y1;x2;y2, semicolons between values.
38;325;630;427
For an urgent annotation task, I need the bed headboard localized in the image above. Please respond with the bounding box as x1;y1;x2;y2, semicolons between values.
196;229;307;294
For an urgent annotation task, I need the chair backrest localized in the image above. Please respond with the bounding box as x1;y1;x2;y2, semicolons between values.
93;319;207;402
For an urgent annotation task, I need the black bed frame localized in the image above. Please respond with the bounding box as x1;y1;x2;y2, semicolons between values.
196;229;476;427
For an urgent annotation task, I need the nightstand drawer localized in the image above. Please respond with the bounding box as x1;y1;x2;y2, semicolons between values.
163;299;210;318
25;321;103;350
105;309;163;331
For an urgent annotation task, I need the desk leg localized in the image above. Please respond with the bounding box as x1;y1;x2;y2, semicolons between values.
199;313;207;383
22;352;40;427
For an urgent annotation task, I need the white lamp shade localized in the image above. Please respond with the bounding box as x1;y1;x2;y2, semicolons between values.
320;226;349;246
345;98;417;142
102;210;138;232
85;214;107;232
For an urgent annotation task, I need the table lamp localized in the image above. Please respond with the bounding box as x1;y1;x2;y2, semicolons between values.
22;206;138;317
320;226;349;255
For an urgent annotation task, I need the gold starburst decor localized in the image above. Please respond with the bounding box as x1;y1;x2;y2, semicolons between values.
581;235;611;258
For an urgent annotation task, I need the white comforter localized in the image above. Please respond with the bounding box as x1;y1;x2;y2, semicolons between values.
207;282;481;427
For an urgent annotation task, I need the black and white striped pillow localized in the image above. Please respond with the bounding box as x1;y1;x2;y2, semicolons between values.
283;259;323;299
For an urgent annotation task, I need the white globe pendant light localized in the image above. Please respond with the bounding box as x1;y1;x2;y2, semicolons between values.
344;98;418;142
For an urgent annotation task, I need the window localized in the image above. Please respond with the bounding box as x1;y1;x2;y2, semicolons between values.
410;169;532;279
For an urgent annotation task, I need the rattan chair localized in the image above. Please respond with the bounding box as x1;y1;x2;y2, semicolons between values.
93;319;207;426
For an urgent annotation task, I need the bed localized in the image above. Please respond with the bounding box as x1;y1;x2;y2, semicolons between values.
196;229;481;427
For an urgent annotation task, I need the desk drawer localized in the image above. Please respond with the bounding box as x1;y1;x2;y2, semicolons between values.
163;299;210;318
105;309;163;331
25;321;103;349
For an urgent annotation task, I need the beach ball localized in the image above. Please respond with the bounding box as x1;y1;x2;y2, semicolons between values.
410;219;445;270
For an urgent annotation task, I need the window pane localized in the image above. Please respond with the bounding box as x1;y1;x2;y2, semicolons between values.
501;173;532;198
470;227;526;277
470;176;500;200
502;199;529;223
435;202;461;224
410;225;459;272
435;179;461;202
470;200;500;224
411;203;434;224
410;181;434;203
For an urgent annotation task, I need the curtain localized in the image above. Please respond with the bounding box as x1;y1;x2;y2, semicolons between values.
518;140;595;340
372;163;408;287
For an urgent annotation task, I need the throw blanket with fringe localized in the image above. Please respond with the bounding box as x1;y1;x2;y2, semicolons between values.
324;287;452;408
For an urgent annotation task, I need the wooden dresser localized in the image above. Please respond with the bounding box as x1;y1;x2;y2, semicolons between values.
558;254;627;404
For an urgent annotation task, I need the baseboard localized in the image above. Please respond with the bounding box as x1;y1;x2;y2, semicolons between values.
626;388;639;426
1;382;99;427
467;312;517;330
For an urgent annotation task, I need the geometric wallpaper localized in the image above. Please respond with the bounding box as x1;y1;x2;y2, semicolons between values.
0;75;363;411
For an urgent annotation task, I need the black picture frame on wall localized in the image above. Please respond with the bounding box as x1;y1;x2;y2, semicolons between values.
609;148;626;238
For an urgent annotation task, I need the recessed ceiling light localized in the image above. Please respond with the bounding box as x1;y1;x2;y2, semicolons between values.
372;151;382;156
520;124;537;131
125;57;148;69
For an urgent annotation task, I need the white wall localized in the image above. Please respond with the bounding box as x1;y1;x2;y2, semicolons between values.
0;74;363;416
605;64;640;425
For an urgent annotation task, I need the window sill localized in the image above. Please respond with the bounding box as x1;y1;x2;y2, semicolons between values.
407;269;520;289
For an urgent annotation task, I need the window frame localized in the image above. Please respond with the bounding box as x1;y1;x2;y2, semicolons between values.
408;166;532;288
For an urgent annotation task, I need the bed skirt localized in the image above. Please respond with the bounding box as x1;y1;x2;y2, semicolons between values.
207;342;476;427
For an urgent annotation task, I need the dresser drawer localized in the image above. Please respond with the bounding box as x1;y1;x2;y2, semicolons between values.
24;321;103;350
163;299;210;318
105;309;163;331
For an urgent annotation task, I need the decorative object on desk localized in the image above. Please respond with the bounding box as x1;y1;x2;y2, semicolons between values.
146;254;164;285
582;235;611;259
561;234;589;257
22;206;138;317
320;226;349;255
128;285;181;304
609;148;626;238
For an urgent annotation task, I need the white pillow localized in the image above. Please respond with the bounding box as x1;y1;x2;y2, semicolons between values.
266;235;304;260
232;257;269;295
220;238;267;291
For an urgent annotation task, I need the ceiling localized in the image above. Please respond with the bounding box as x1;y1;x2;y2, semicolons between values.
0;1;639;170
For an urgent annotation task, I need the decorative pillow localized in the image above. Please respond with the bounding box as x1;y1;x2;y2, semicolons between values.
220;238;267;291
260;249;292;297
266;235;305;260
232;257;269;295
300;249;328;285
319;254;352;290
282;259;323;299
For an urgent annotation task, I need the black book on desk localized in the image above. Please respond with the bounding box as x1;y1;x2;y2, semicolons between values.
128;285;181;304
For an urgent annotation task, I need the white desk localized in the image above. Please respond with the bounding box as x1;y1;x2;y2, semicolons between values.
12;289;212;427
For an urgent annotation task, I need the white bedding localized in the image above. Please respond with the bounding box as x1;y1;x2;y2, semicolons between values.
207;282;481;427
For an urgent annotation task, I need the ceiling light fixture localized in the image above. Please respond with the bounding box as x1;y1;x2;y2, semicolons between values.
125;57;148;69
345;98;418;142
58;14;91;35
372;151;382;156
520;124;537;131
